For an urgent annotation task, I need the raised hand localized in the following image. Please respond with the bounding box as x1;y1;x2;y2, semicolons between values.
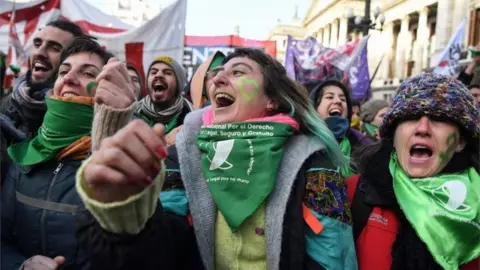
95;57;136;109
83;120;168;203
23;255;65;270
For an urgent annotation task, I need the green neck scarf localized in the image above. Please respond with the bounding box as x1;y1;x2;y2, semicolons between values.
8;97;93;166
196;121;295;232
362;122;379;137
339;138;355;177
135;112;180;134
390;153;480;270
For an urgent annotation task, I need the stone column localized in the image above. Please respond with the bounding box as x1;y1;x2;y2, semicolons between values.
318;29;324;44
330;19;339;48
414;7;429;74
323;24;331;47
338;17;348;45
452;0;468;34
395;15;410;79
381;23;394;80
434;0;454;54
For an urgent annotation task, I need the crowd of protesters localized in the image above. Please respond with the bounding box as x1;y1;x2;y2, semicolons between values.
0;19;479;270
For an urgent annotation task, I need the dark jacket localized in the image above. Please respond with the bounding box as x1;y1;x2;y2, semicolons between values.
77;109;355;270
458;68;474;87
1;158;89;270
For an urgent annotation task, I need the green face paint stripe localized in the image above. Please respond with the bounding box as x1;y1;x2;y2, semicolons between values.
86;81;98;94
236;77;260;102
439;132;459;166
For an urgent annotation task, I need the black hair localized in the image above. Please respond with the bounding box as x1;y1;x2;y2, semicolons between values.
46;20;84;38
352;100;361;107
310;80;353;122
60;36;114;66
468;84;480;90
126;63;145;99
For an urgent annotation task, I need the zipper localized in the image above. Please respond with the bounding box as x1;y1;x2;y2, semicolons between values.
40;162;64;255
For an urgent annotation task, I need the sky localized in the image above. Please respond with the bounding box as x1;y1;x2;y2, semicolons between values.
87;0;311;40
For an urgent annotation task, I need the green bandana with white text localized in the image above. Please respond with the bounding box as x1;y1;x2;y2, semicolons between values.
196;122;294;232
390;153;480;270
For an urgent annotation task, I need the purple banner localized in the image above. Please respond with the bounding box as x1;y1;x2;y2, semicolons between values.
349;45;371;101
285;35;370;100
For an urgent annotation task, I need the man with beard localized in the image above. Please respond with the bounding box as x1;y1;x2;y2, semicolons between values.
0;20;83;183
134;56;193;135
1;20;84;139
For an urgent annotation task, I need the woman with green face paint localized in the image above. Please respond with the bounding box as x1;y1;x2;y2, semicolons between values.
347;73;480;270
73;48;358;269
1;37;114;270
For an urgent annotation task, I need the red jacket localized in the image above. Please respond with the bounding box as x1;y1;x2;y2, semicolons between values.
346;174;479;270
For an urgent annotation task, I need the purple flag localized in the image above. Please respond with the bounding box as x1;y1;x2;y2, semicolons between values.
285;35;370;100
349;45;371;101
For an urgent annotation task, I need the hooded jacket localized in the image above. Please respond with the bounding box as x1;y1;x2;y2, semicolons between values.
309;80;371;153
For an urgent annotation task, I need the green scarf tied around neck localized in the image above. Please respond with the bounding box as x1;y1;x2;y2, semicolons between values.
339;138;355;177
390;153;480;270
8;96;93;166
196;121;294;232
362;122;379;137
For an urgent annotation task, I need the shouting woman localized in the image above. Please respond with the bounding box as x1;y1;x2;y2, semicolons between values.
75;48;357;270
1;37;116;270
348;73;480;270
310;80;371;177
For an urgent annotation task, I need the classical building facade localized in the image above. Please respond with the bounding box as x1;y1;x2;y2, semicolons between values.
267;13;307;66
269;0;480;101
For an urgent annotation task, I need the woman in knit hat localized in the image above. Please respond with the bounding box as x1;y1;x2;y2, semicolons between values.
359;99;389;140
347;73;479;270
1;37;114;270
310;80;371;177
74;48;357;269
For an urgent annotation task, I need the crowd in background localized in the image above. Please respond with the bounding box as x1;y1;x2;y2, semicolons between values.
0;19;479;270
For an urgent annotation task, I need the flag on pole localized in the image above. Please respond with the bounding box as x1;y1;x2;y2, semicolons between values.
6;1;27;72
285;35;370;100
433;19;466;77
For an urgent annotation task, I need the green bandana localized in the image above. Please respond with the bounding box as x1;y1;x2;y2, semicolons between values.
135;112;179;134
339;138;355;177
390;153;480;270
8;97;93;165
196;122;294;232
362;122;379;137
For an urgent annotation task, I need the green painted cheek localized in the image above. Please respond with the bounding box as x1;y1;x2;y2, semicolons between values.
236;77;260;102
86;81;98;95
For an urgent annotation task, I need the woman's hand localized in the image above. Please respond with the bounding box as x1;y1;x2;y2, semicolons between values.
95;57;136;109
83;120;168;203
22;255;65;270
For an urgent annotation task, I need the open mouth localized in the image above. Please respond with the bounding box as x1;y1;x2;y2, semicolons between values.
152;82;167;92
328;108;343;116
61;92;79;98
33;61;51;73
409;144;433;160
215;93;235;108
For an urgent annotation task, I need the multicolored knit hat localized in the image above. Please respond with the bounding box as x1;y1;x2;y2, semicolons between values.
380;73;480;140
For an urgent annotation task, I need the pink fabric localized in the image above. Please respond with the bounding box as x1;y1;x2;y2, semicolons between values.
202;108;300;130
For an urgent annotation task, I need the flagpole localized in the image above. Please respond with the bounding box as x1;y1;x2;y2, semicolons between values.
370;52;385;84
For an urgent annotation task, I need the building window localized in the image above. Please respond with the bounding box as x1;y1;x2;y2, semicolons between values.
283;39;287;47
469;8;480;46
